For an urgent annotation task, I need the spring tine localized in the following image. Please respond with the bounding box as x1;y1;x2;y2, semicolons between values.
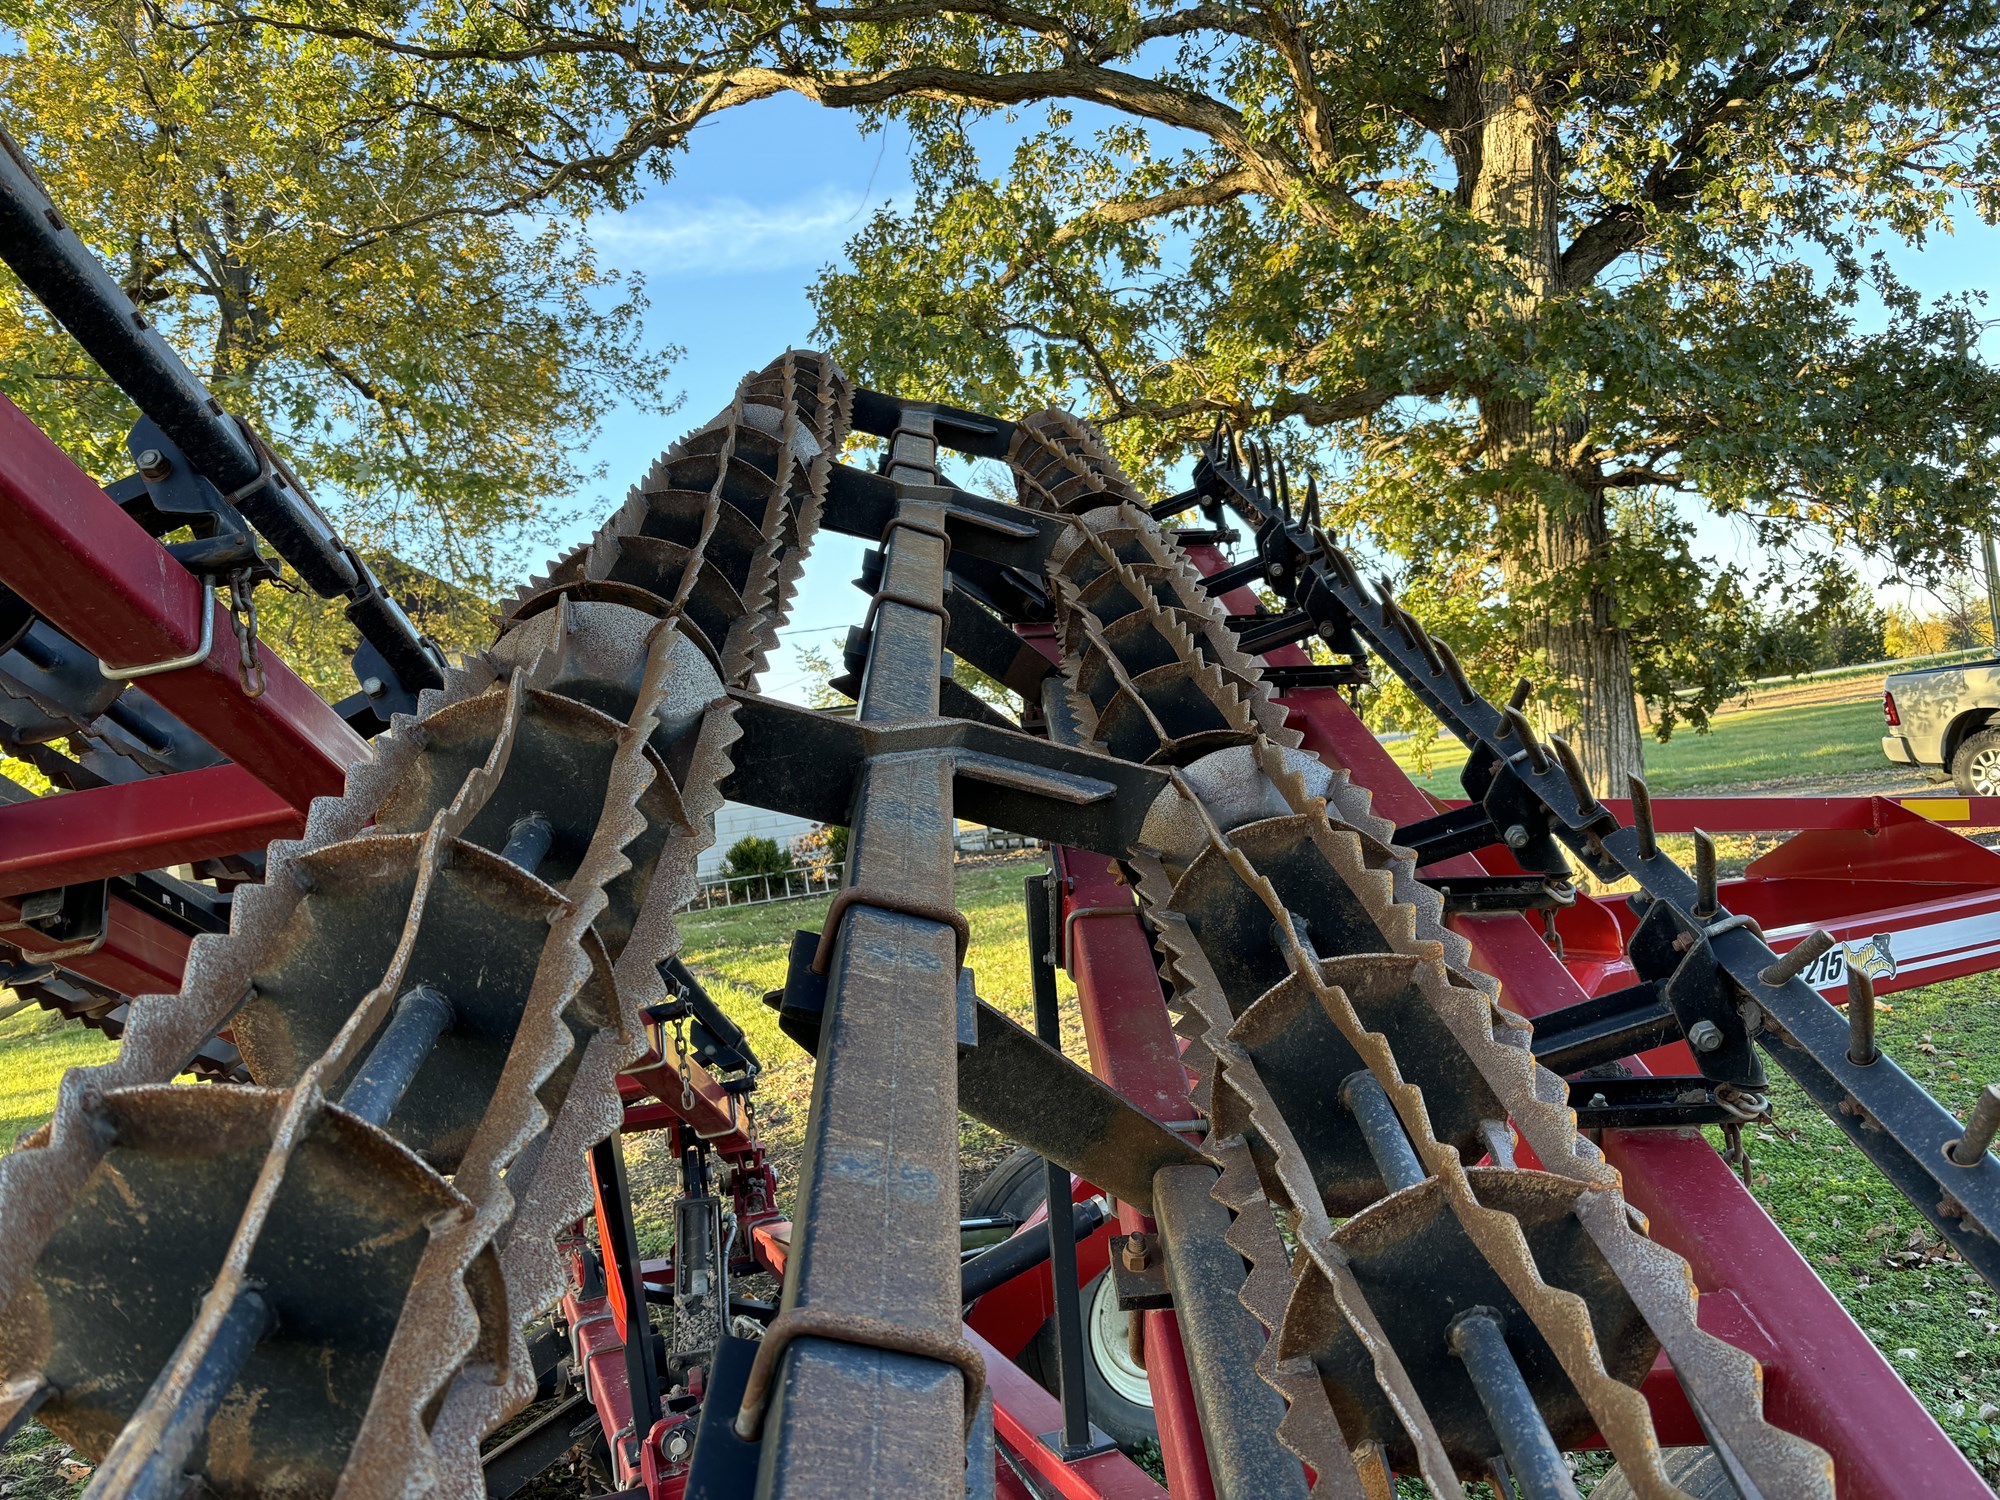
1692;829;1719;918
1847;963;1879;1066
1411;624;1444;677
1761;929;1835;987
1502;706;1551;773
1435;637;1477;704
1949;1084;2000;1166
1547;734;1601;813
1328;545;1360;589
1627;774;1658;860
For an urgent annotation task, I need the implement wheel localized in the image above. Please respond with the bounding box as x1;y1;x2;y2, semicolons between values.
968;1148;1159;1452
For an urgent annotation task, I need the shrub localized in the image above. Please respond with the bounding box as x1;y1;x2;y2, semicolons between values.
724;835;789;880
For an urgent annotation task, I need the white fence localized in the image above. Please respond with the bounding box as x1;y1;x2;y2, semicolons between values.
693;832;1046;911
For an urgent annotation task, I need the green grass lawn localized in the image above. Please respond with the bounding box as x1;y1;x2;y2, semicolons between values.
0;1004;116;1150
1390;696;1890;797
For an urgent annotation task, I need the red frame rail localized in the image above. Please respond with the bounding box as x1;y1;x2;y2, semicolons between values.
0;392;366;886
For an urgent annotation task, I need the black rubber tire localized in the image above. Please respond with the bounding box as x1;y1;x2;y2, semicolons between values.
1952;727;2000;797
967;1148;1159;1452
967;1146;1054;1222
1587;1447;1736;1500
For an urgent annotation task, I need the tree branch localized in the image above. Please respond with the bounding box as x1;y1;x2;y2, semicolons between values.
993;165;1260;290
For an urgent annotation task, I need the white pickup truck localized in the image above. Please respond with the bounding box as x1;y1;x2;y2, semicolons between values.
1883;657;2000;794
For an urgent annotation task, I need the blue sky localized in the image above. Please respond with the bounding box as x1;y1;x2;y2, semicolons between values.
555;95;2000;704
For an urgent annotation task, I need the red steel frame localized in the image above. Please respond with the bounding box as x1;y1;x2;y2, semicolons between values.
0;390;366;987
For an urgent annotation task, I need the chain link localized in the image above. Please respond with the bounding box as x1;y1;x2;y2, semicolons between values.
672;1010;696;1112
1721;1122;1754;1190
226;568;266;699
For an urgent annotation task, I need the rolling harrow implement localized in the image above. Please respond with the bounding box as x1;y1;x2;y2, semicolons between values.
2;132;2000;1500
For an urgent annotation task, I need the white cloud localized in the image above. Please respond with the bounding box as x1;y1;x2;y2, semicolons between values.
591;186;910;279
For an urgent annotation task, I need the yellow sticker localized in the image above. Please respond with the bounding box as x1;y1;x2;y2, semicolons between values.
1902;797;1970;821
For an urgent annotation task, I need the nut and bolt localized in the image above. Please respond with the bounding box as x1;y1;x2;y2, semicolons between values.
1687;1020;1724;1053
136;448;171;480
1121;1233;1151;1273
1267;561;1287;579
1503;824;1531;850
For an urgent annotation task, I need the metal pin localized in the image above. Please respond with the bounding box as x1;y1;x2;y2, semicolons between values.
1502;707;1551;774
1761;929;1835;987
1275;457;1292;518
1436;638;1477;704
1304;473;1320;529
1447;1309;1584;1500
341;985;455;1127
500;811;554;876
1692;830;1719;919
1509;677;1533;713
0;1376;51;1449
94;1286;277;1500
1627;775;1657;860
1338;1070;1426;1193
1846;963;1879;1066
1947;1083;2000;1167
1547;734;1600;812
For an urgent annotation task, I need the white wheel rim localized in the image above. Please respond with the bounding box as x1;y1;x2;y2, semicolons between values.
1088;1272;1154;1407
1973;748;2000;797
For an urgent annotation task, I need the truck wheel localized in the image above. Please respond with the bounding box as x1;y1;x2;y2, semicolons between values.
1953;728;2000;796
968;1149;1159;1452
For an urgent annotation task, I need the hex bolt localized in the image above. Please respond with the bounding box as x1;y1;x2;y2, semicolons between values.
1121;1232;1151;1273
1947;1084;2000;1167
1504;824;1531;850
1267;560;1287;579
136;448;171;480
1846;964;1879;1067
1687;1020;1724;1053
1761;929;1836;988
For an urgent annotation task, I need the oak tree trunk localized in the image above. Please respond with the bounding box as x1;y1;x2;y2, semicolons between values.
1459;5;1646;792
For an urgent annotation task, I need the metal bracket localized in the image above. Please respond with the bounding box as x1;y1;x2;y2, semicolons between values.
1106;1233;1174;1310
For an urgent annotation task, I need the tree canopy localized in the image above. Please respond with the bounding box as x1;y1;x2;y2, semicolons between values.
25;0;2000;774
0;0;674;688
